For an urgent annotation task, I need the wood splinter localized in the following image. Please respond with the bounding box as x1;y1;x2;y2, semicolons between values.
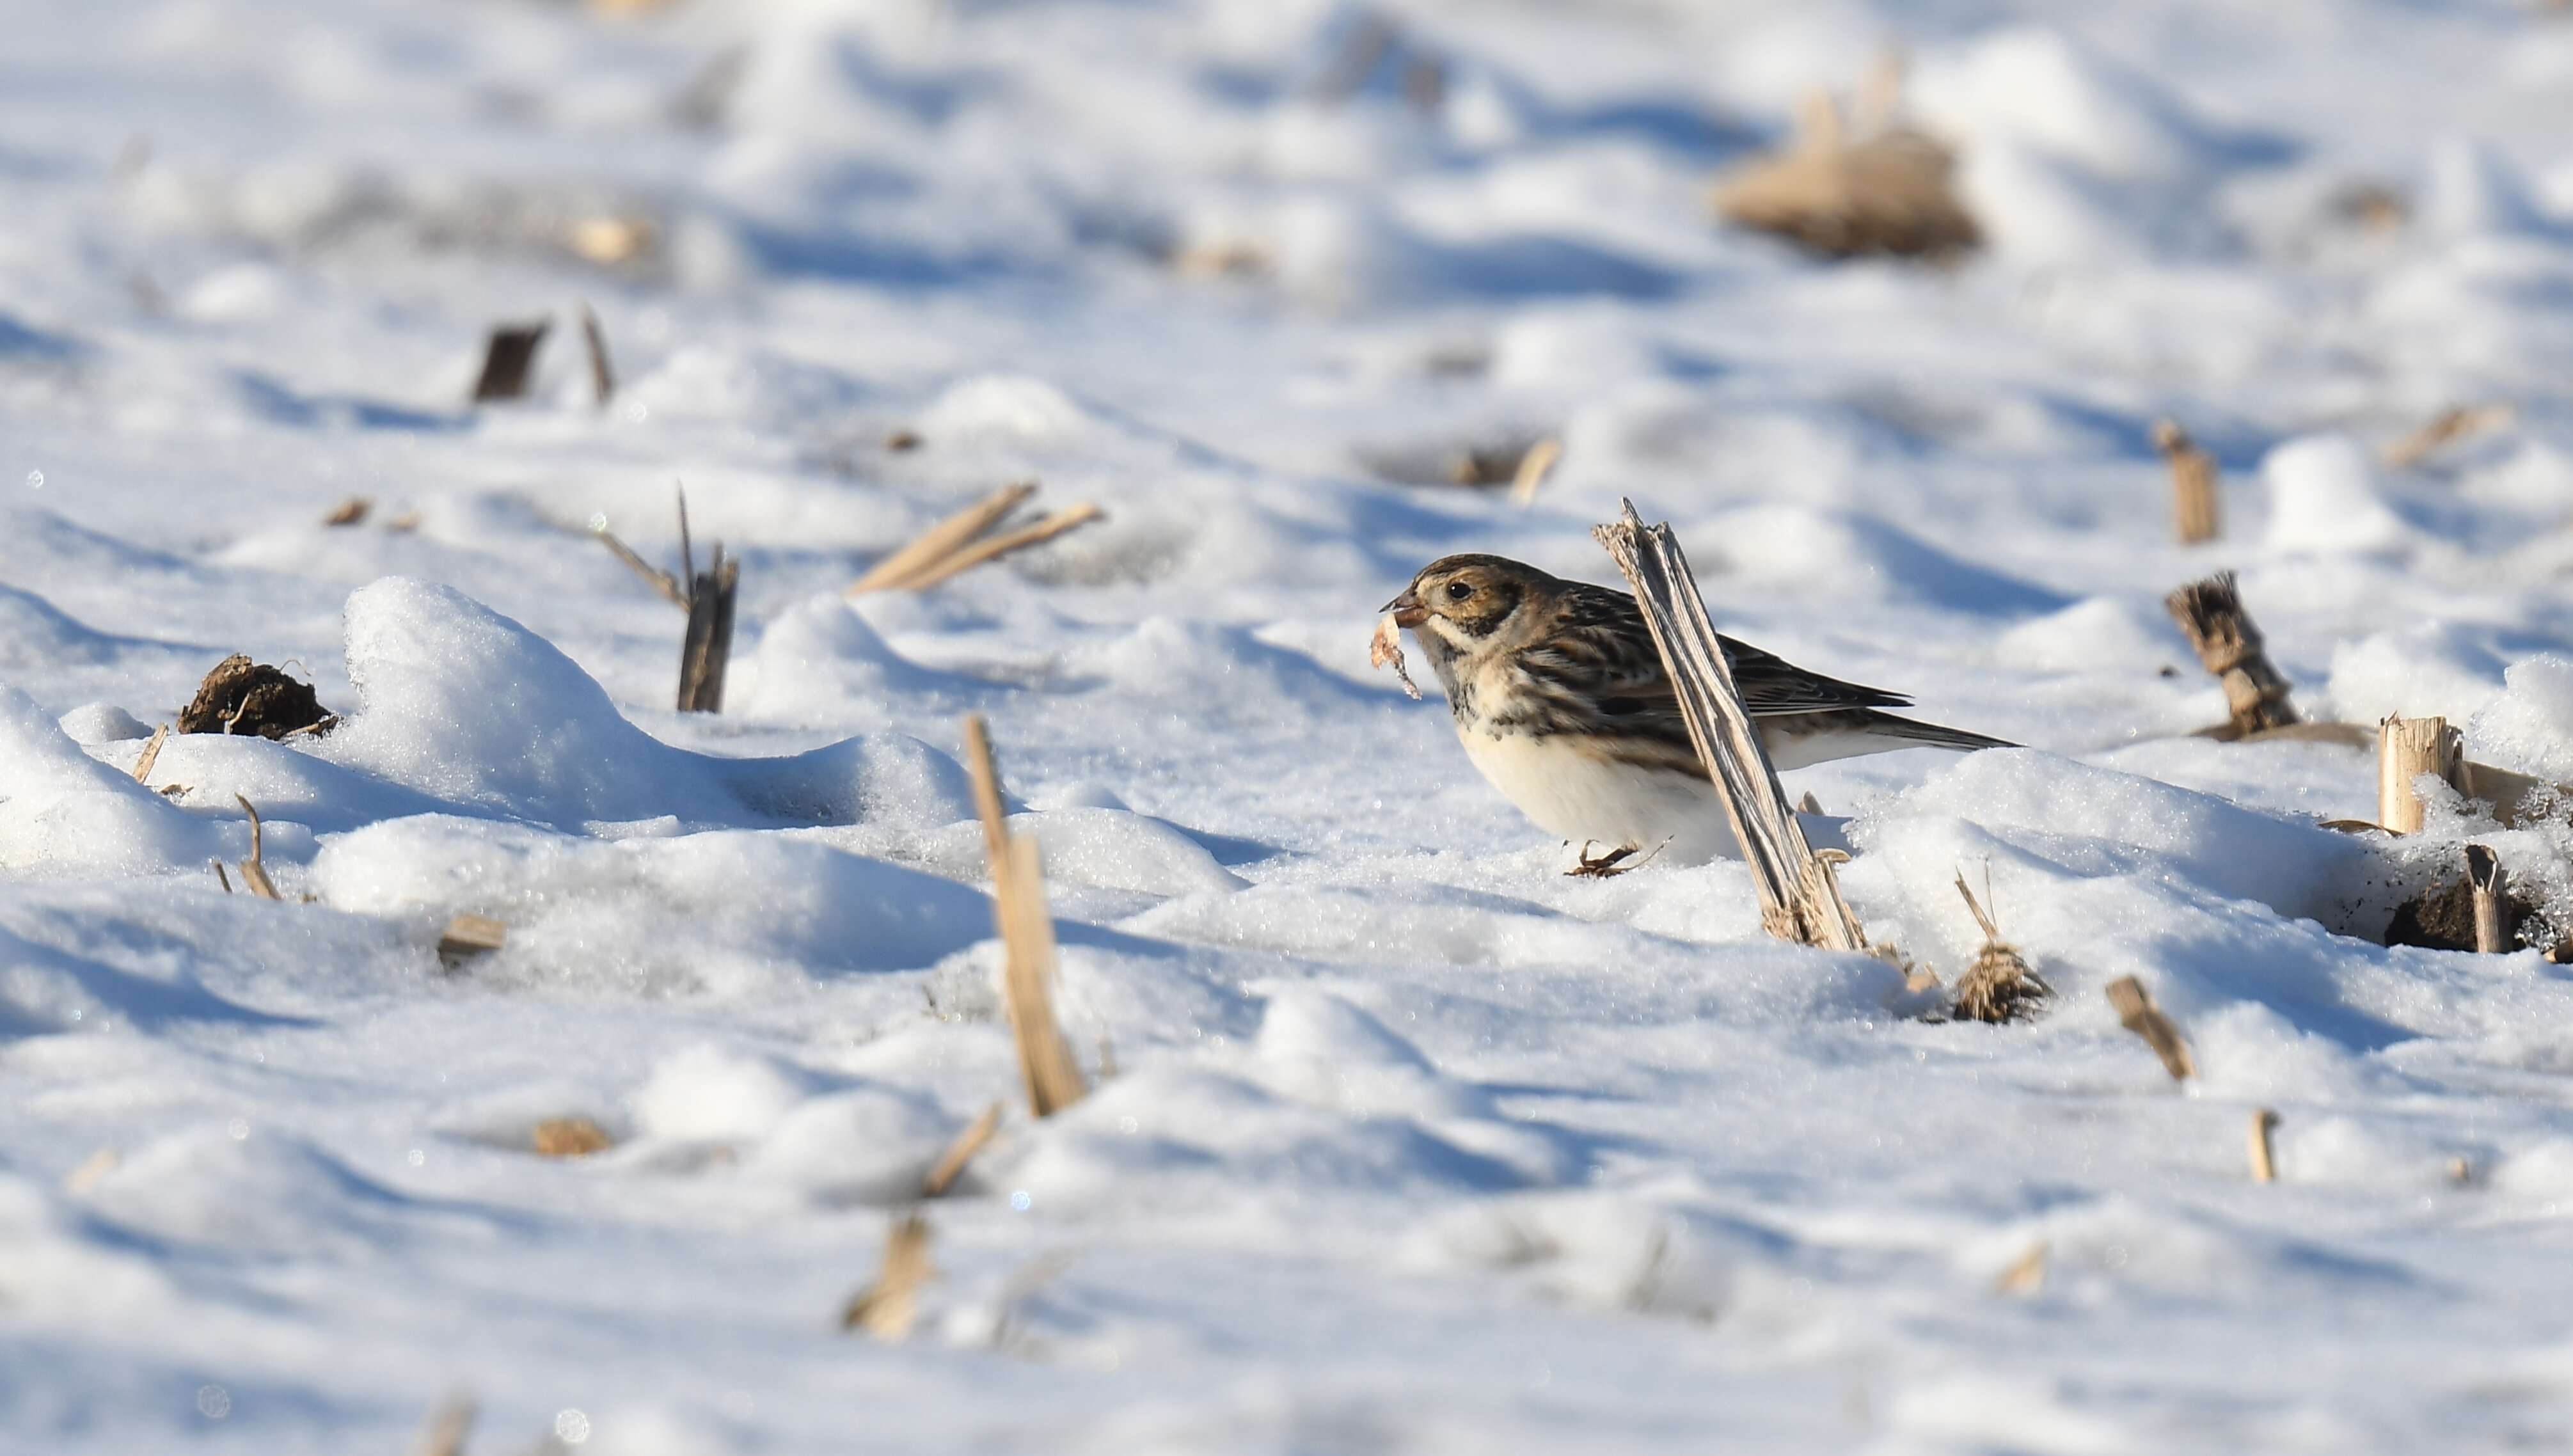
2104;974;2194;1080
2166;572;2299;737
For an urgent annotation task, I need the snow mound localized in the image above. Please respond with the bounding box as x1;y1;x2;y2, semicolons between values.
1869;748;2360;924
919;808;1246;897
311;817;993;993
633;1043;821;1143
319;578;744;826
2467;656;2573;783
1994;596;2191;674
315;578;974;831
916;373;1096;444
743;1083;956;1204
2261;435;2412;556
2327;622;2511;725
1912;28;2219;180
86;1125;441;1257
56;703;152;745
0;688;222;874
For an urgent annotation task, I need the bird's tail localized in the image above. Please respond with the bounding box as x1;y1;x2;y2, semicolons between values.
1851;710;2016;754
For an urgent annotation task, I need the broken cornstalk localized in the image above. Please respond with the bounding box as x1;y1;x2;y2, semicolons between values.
676;545;740;713
470;319;550;402
1593;500;1874;953
2377;714;2463;834
2104;975;2193;1080
2165;572;2299;736
585;485;738;711
2249;1108;2279;1183
962;714;1089;1116
2151;418;2221;544
2466;844;2511;953
578;301;615;408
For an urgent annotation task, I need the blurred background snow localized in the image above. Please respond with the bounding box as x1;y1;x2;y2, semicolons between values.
15;0;2573;1451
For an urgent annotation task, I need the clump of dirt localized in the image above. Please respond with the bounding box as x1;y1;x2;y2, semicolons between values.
2386;875;2535;952
177;655;333;740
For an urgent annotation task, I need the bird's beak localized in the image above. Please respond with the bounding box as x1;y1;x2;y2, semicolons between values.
1381;587;1427;629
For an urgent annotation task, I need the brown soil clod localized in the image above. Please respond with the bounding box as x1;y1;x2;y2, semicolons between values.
178;655;331;740
2387;874;2534;953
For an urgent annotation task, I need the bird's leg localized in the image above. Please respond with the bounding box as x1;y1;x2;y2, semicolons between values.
1567;841;1640;878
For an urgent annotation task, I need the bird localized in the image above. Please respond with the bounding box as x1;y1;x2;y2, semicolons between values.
1382;553;2011;872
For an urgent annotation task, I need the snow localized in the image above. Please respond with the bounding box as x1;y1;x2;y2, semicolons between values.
15;0;2573;1450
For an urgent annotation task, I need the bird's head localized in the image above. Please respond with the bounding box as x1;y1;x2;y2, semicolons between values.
1382;554;1549;661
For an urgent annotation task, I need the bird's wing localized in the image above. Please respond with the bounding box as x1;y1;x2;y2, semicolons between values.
1524;582;1912;720
1720;637;1914;715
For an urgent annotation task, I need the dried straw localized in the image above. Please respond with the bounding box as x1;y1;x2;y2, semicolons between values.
2382;402;2514;469
962;715;1089;1117
842;1212;935;1339
408;1393;477;1456
234;795;282;900
1712;86;1979;261
1949;872;2052;1024
847;482;1038;595
922;1102;1002;1198
1993;1242;2047;1296
131;724;168;785
896;504;1104;593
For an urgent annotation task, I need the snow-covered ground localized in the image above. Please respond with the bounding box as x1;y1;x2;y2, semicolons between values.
17;0;2573;1450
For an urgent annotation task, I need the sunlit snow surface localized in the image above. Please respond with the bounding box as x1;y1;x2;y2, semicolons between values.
14;0;2573;1450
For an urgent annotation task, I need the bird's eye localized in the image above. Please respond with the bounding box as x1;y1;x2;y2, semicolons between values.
1445;581;1473;601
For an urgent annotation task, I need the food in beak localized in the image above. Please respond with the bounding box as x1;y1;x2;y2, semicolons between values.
1381;589;1428;629
1370;613;1423;699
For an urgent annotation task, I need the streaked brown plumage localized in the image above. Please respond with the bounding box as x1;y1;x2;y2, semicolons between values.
1384;553;2011;866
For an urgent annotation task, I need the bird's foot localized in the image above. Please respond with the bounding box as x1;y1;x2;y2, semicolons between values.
1567;842;1640;878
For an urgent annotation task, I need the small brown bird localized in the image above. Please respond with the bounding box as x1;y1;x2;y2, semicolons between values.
1384;553;2011;870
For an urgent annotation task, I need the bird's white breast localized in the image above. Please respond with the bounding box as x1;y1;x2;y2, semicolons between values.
1455;727;1739;863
